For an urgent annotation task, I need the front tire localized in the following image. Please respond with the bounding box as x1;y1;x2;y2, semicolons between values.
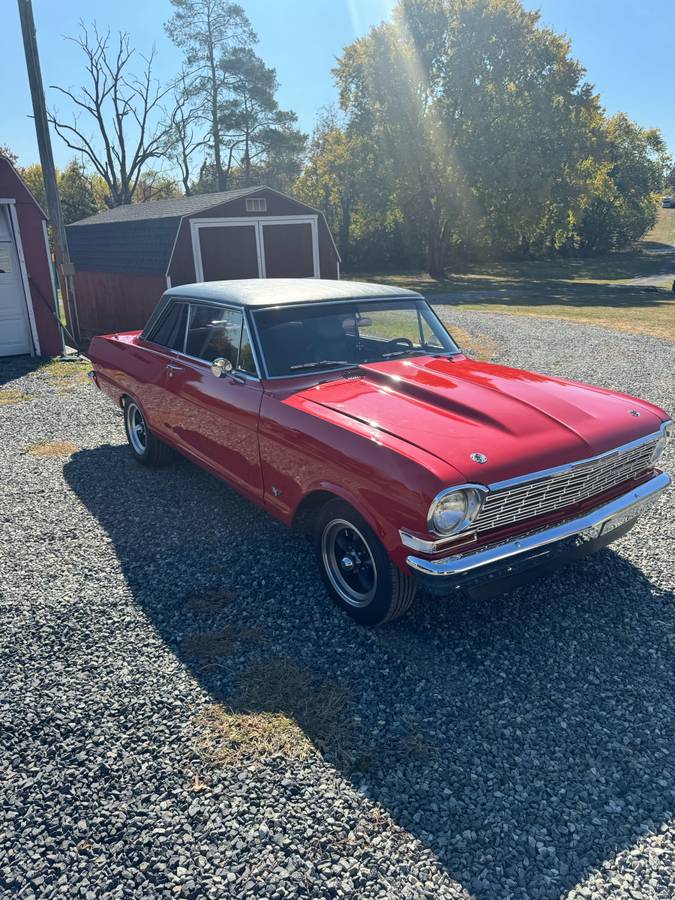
315;499;416;625
123;399;174;466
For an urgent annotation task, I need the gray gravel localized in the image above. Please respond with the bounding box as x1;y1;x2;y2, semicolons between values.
1;311;674;899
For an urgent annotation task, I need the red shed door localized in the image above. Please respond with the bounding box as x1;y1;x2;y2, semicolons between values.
262;222;315;278
198;225;260;281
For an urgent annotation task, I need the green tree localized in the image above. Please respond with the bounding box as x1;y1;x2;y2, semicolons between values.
575;114;670;252
218;48;306;187
166;0;255;191
296;109;385;264
333;0;602;273
19;161;102;224
58;161;100;222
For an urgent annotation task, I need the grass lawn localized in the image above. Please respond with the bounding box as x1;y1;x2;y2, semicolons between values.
353;209;675;342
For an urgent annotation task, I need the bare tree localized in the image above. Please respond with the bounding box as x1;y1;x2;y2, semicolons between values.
162;70;207;195
49;23;171;206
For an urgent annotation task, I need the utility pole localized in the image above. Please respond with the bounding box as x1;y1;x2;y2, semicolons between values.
17;0;80;348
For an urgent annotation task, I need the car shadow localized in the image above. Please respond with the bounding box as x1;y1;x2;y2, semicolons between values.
64;443;675;898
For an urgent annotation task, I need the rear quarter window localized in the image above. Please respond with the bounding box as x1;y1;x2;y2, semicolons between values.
147;303;188;351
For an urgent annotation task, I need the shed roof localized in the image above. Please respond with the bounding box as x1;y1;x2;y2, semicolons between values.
68;186;261;226
66;185;338;276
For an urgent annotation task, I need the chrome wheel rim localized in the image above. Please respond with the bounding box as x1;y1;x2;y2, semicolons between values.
126;402;147;455
321;518;377;608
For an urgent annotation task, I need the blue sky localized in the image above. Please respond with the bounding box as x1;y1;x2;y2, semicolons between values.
3;0;673;170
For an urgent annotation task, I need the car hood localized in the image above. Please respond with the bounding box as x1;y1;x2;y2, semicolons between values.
296;355;666;483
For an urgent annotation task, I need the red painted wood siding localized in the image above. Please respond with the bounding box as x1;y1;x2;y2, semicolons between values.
73;271;166;338
0;158;62;357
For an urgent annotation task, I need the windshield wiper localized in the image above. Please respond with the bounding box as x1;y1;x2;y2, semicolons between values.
380;348;428;359
289;359;353;371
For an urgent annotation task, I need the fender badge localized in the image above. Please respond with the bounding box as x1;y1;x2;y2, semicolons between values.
470;452;488;464
628;409;641;417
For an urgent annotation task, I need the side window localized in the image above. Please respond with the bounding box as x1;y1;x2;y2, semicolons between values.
238;325;256;375
147;302;188;351
185;305;242;366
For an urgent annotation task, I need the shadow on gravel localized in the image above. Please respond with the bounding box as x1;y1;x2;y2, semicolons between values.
64;444;675;899
0;355;43;387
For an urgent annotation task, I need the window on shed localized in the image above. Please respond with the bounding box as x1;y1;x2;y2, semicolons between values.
245;197;267;213
147;302;188;351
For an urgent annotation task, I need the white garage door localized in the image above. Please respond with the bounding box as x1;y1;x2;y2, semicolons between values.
0;206;33;357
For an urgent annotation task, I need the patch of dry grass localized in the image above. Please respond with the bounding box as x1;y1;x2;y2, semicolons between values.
448;325;500;361
38;358;90;391
0;390;32;406
198;706;315;764
39;358;90;378
23;440;78;458
197;657;353;765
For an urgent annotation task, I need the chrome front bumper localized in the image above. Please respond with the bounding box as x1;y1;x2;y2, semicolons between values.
406;471;670;578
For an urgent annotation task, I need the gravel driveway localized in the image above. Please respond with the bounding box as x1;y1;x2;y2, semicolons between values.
1;312;673;899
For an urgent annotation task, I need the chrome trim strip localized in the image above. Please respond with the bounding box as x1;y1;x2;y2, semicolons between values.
399;528;478;554
406;471;670;577
487;422;671;492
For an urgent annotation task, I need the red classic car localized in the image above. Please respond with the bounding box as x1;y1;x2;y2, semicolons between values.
88;279;672;625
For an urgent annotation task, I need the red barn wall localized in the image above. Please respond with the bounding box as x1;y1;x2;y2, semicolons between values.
73;271;167;339
0;158;62;357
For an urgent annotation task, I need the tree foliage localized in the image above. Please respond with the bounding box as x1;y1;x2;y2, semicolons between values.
305;0;670;272
574;114;669;252
165;0;305;193
20;160;102;224
165;0;255;191
0;145;19;165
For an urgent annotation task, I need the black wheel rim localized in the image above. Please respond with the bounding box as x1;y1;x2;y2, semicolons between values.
321;518;377;608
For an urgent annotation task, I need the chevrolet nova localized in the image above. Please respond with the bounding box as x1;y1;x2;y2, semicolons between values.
88;279;672;625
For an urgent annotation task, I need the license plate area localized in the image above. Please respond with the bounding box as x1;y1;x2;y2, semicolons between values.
577;494;658;543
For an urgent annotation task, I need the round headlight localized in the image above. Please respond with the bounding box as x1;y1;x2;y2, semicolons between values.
428;487;485;536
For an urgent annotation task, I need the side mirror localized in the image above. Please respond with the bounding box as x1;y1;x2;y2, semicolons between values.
211;357;233;378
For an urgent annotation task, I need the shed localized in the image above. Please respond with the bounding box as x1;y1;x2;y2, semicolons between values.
67;186;341;338
0;156;62;358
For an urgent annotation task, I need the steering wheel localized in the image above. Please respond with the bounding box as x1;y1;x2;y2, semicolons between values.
384;337;414;352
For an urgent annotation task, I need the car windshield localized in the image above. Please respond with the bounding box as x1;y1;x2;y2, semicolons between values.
253;298;460;377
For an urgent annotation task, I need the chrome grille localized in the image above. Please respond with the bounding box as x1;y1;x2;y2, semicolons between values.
475;437;657;534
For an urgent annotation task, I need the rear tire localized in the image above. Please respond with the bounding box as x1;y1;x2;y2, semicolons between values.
123;398;174;467
315;498;416;625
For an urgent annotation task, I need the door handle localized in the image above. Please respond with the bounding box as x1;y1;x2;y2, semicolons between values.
166;363;183;376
